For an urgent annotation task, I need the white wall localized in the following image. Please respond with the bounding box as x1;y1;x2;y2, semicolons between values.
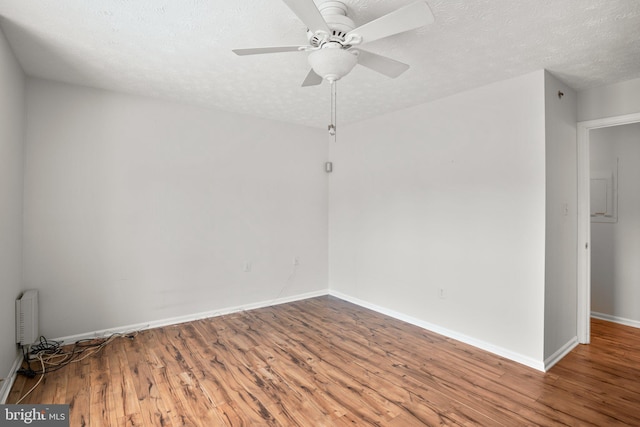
23;79;328;339
578;77;640;122
0;26;25;395
543;71;577;361
329;71;547;366
590;123;640;323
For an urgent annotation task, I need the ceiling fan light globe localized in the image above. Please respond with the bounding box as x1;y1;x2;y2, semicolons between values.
308;48;358;82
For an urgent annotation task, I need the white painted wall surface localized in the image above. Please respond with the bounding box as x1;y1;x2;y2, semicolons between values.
543;72;578;362
0;26;25;396
590;123;640;323
578;77;640;122
23;79;328;339
329;71;547;364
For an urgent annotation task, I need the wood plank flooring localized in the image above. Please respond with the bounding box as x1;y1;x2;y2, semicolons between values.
7;296;640;426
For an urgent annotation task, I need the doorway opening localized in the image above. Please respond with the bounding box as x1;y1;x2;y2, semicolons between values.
577;112;640;344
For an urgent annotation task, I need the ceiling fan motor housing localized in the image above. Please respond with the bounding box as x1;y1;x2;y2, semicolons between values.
308;1;356;47
306;0;358;81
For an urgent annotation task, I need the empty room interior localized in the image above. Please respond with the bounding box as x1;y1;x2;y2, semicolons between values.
2;0;640;425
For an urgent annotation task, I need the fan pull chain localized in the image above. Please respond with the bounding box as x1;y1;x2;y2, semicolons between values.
328;79;337;142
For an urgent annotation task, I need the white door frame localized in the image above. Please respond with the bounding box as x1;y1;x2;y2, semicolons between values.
577;112;640;344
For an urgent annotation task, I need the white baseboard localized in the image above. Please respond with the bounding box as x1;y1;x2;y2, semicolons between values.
54;289;329;345
329;290;546;372
544;336;578;371
0;352;23;404
592;311;640;329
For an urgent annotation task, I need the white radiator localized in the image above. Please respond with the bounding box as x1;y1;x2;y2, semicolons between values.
15;290;39;346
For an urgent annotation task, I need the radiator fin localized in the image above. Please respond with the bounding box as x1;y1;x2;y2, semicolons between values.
16;290;39;346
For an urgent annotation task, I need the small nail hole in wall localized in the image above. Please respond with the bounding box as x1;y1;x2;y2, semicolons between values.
558;90;564;99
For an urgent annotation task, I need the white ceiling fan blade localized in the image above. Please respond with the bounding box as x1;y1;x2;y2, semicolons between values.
346;1;434;45
232;46;307;56
301;69;323;87
281;0;331;35
355;49;410;78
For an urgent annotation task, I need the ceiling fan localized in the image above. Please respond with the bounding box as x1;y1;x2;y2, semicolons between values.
232;0;435;86
233;0;434;138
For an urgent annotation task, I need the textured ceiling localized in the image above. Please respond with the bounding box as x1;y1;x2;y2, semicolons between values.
1;0;639;128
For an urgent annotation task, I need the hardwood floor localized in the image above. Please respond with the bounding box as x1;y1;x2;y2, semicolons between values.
7;296;640;426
